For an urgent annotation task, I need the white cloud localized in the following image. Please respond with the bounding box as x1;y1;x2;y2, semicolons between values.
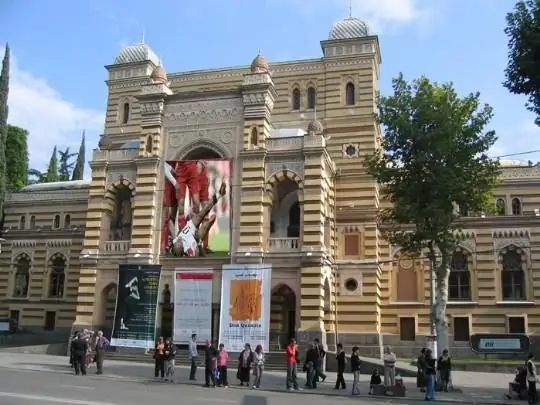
6;51;104;175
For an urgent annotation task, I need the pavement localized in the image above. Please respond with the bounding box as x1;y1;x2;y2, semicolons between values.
0;353;521;405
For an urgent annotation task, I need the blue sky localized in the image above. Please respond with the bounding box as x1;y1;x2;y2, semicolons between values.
1;0;538;173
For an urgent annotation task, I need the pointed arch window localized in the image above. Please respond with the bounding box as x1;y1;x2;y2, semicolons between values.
292;88;301;111
145;135;153;154
109;186;133;241
501;248;525;301
449;251;471;301
250;127;258;147
307;87;316;110
49;256;66;298
512;198;522;215
19;215;26;230
64;214;71;228
13;255;30;298
345;82;356;106
496;198;506;215
122;102;130;124
29;216;36;229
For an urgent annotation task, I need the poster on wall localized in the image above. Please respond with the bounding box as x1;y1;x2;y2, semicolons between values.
173;269;214;344
110;264;161;349
161;159;231;258
219;264;272;352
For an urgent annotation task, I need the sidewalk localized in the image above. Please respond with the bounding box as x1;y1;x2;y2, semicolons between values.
0;353;518;404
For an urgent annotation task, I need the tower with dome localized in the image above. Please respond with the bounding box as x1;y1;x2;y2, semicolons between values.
1;16;540;359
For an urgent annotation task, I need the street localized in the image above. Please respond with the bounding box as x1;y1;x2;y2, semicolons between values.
0;367;383;405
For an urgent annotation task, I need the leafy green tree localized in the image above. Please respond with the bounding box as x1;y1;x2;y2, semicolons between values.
27;168;47;184
5;125;29;191
365;74;500;352
46;146;59;183
504;0;540;124
0;44;10;234
71;130;86;180
58;147;76;181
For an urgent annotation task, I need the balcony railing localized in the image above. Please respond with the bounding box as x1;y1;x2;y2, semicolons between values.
268;237;300;251
103;241;131;253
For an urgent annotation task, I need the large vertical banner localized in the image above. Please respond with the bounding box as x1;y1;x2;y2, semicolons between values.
161;159;231;257
111;264;161;349
173;269;214;344
219;264;272;352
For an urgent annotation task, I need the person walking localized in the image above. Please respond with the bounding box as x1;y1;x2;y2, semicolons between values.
286;338;300;391
334;343;346;390
189;333;199;380
71;333;89;376
217;343;229;387
527;353;538;405
164;337;176;382
204;340;218;388
252;344;265;389
424;349;437;401
93;330;109;375
314;338;327;383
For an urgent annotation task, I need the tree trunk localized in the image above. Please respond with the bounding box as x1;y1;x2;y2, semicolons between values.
435;264;451;356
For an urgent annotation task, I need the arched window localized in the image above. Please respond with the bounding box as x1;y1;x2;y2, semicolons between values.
292;88;301;111
449;251;471;301
250;127;258;147
512;198;522;215
501;249;525;301
53;215;60;229
345;82;355;106
122;102;130;124
13;255;30;297
307;87;316;110
64;214;71;228
496;198;506;215
49;256;66;298
109;186;133;241
145;136;153;154
29;216;36;229
19;215;25;230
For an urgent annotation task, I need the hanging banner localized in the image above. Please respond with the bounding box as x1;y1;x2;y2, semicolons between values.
111;264;161;349
173;270;214;344
219;264;272;352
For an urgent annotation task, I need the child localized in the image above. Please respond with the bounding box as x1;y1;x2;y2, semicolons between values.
369;368;382;394
217;343;229;387
351;346;361;395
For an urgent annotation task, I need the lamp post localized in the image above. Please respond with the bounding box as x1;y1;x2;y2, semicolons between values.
428;254;438;358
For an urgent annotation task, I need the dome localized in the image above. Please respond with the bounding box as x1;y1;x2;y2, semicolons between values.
150;64;167;83
250;53;269;73
307;119;324;134
114;43;159;65
328;17;369;40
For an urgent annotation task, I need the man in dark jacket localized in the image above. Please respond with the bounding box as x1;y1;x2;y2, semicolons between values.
71;333;89;376
204;340;218;388
305;344;319;389
314;338;327;383
334;343;346;390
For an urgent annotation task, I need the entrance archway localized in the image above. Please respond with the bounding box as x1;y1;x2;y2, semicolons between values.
270;284;296;349
99;283;117;335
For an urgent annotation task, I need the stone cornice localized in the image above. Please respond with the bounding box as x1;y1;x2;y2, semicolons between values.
2;229;85;240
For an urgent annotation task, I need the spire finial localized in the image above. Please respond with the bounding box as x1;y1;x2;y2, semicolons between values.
140;29;145;44
348;0;353;17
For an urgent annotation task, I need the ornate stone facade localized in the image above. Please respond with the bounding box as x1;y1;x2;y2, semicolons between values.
2;21;540;357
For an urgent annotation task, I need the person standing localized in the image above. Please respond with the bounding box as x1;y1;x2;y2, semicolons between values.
416;348;427;392
154;337;166;379
217;343;229;387
252;344;265;389
313;338;327;383
238;343;253;386
383;346;396;387
527;353;538;405
94;330;109;375
334;343;346;390
424;349;437;401
286;339;300;391
71;333;89;376
164;337;176;382
304;343;319;389
189;333;199;380
351;346;361;395
437;349;452;392
204;340;218;388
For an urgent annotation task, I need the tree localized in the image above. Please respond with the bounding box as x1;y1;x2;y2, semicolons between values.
58;147;76;181
46;146;59;183
365;74;500;353
5;125;28;191
0;43;10;234
27;169;47;184
71;130;86;180
503;0;540;125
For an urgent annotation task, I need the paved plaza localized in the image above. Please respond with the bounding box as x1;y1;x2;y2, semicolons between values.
0;353;520;405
